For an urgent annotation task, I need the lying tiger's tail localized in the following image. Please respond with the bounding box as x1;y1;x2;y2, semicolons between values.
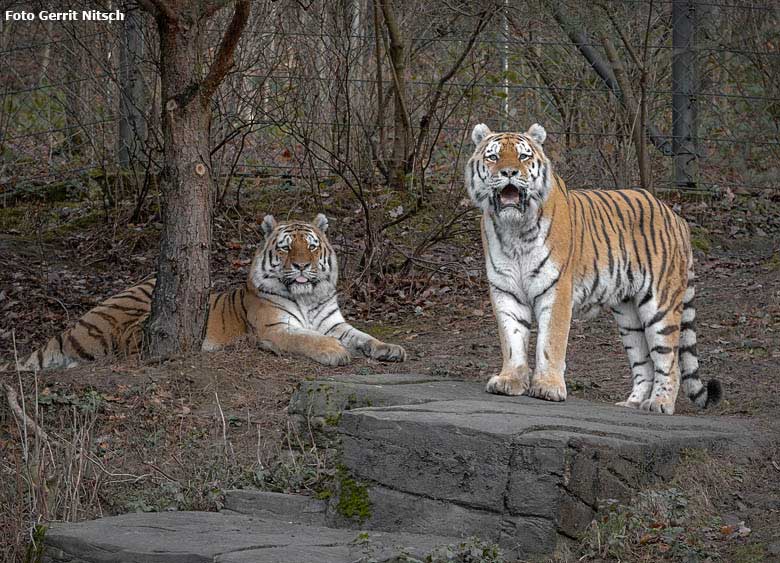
679;261;722;409
0;331;73;372
0;278;155;373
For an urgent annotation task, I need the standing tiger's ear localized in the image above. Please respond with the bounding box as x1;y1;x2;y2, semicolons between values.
261;215;277;237
471;123;492;145
526;123;547;145
313;213;328;233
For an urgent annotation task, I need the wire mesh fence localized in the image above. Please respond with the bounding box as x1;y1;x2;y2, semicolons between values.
0;0;777;210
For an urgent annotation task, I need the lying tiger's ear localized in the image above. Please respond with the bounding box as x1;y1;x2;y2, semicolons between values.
313;213;328;233
261;215;277;237
471;123;492;145
527;123;547;145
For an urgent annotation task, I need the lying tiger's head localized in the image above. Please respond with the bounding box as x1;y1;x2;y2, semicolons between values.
466;123;551;221
250;214;337;298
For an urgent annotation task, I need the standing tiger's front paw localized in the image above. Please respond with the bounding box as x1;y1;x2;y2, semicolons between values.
365;340;407;362
527;372;567;402
485;366;530;396
639;397;675;415
311;338;352;366
615;400;642;409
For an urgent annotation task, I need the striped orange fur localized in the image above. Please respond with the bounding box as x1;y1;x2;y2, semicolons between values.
466;123;721;414
2;214;406;371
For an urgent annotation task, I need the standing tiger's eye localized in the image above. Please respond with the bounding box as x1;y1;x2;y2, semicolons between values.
486;154;498;162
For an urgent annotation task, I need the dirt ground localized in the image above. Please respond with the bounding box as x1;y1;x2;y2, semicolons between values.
1;188;779;562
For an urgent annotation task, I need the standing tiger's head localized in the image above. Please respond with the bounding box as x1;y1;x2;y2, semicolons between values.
250;214;337;298
466;123;552;221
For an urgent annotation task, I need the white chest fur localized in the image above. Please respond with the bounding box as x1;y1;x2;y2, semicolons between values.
483;214;560;307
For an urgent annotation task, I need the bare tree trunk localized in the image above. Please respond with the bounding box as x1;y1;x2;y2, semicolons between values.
63;24;85;156
38;20;53;87
351;0;361;38
372;0;386;153
140;0;250;358
118;2;147;169
672;0;699;189
262;3;278;117
151;18;212;355
378;0;410;191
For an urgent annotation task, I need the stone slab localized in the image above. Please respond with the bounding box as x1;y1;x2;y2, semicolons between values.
43;511;459;563
44;375;756;562
292;375;753;556
223;490;327;525
288;374;483;425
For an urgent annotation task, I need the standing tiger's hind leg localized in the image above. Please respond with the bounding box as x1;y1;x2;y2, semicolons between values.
612;301;654;408
638;293;683;414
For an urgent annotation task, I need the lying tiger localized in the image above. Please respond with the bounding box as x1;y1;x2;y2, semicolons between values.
2;214;406;371
466;122;721;414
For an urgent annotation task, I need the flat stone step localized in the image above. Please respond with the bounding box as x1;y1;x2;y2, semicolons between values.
223;490;327;526
289;374;754;558
43;510;459;563
288;373;483;429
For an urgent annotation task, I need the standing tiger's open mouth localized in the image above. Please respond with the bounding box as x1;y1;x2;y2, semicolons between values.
496;185;527;212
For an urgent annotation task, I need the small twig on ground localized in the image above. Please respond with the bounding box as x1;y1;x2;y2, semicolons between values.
45;295;70;322
2;382;51;443
142;461;178;483
214;391;227;445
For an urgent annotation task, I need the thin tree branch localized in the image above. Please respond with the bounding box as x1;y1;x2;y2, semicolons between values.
603;7;642;68
412;10;491;175
203;0;232;20
136;0;178;22
201;0;251;104
551;2;672;155
551;3;619;92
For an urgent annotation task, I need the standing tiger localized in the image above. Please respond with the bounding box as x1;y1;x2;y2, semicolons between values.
466;123;721;415
1;214;406;371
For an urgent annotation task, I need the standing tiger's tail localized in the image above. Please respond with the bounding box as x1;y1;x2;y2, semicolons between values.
680;264;722;409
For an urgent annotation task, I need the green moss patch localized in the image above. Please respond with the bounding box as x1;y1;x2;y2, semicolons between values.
336;465;371;523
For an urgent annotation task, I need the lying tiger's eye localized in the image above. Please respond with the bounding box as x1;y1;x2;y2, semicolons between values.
486;154;498;162
520;154;530;161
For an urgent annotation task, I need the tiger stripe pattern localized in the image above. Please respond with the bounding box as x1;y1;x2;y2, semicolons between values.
1;214;406;371
466;123;721;414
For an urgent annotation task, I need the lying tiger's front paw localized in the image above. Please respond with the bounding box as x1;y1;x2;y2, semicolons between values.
527;372;567;402
312;338;352;366
366;340;407;362
485;366;530;396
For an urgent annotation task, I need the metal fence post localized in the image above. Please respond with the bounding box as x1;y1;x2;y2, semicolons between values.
672;0;699;190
